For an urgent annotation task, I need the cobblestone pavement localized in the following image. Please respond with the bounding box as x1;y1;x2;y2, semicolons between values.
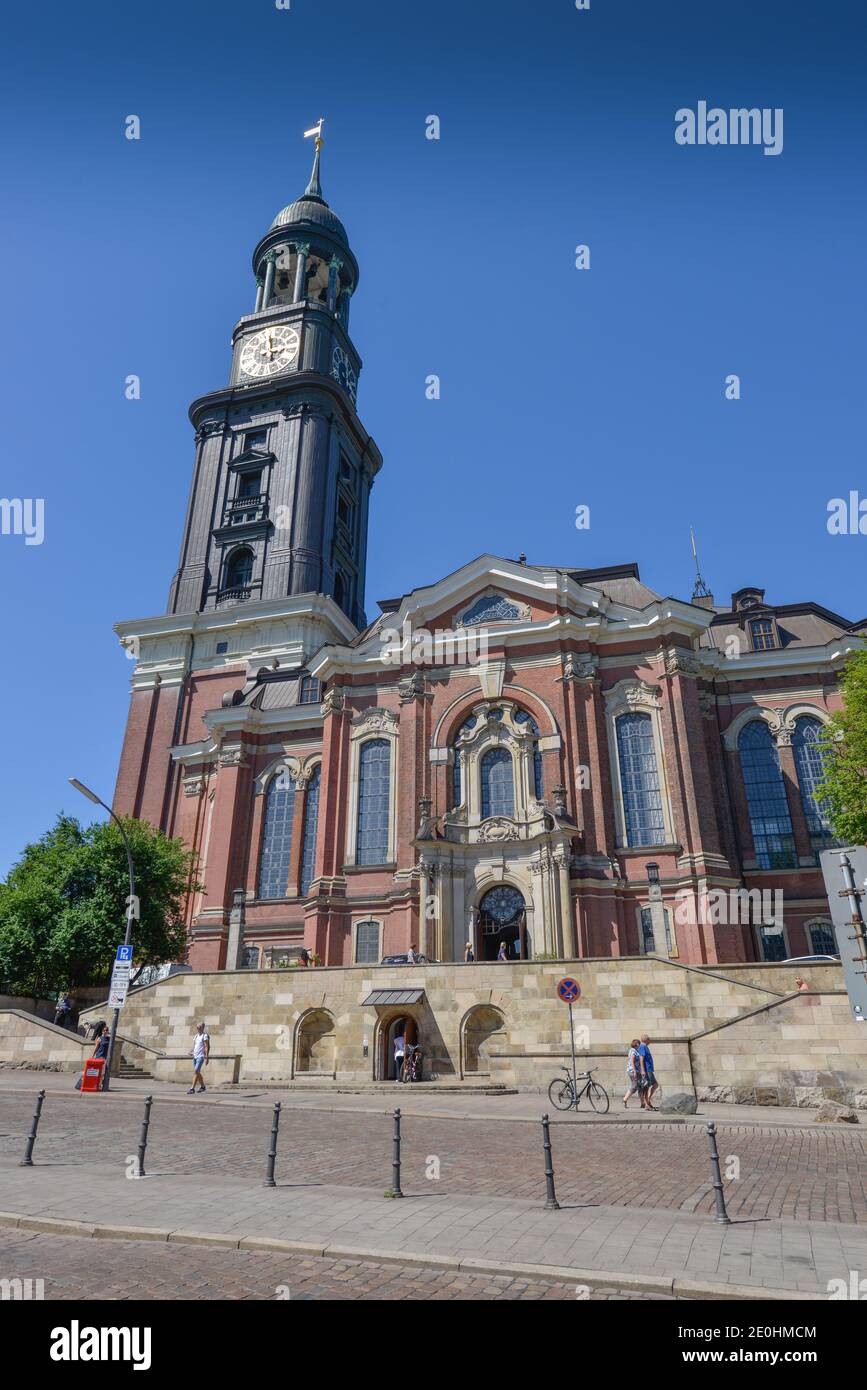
0;1229;681;1300
1;1094;865;1224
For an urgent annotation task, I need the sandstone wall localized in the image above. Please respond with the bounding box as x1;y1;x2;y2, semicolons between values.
66;957;864;1105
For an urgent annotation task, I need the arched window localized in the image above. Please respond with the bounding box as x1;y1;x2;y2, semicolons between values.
808;921;836;955
737;721;797;869
356;739;391;864
615;712;665;847
258;771;296;899
481;747;514;819
792;716;835;858
451;715;477;807
515;708;543;800
299;765;321;895
225;547;254;592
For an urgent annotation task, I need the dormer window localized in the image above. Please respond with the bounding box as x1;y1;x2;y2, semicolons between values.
749;618;775;651
299;676;321;705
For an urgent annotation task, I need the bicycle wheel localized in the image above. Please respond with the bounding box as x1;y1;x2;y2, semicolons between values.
588;1081;610;1114
548;1077;574;1110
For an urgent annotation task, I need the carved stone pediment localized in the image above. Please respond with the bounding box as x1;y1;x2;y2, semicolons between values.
478;817;520;843
351;706;399;733
603;678;662;710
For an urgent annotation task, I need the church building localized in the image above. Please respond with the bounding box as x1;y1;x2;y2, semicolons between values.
113;135;866;974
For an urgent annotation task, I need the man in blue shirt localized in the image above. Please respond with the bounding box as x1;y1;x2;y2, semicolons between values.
638;1034;658;1111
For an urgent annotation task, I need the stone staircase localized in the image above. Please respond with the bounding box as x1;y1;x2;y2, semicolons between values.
117;1059;154;1080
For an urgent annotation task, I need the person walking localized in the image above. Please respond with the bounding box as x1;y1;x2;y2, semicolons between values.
496;942;508;961
406;944;418;964
464;942;475;963
54;993;72;1029
188;1022;210;1094
622;1038;642;1109
393;1028;406;1082
638;1033;658;1110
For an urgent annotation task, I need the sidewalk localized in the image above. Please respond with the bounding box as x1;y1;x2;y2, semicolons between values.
0;1071;858;1131
0;1157;856;1299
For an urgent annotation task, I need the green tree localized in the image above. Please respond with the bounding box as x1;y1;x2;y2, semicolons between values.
818;650;867;846
0;814;197;997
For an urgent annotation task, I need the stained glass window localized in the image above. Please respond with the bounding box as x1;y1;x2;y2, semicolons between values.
461;594;521;626
481;747;514;819
355;920;380;963
792;716;835;858
615;712;665;847
738;721;797;869
299;765;321;895
356;739;391;864
258;771;296;899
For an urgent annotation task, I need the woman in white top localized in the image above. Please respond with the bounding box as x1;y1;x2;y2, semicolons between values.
623;1038;641;1109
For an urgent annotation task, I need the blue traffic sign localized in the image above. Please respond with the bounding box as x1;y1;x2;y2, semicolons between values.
557;977;581;1003
116;945;133;962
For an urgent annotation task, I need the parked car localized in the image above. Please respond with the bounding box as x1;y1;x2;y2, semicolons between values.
781;955;840;965
380;953;437;965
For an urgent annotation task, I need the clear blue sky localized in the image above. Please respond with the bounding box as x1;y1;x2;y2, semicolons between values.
0;0;864;874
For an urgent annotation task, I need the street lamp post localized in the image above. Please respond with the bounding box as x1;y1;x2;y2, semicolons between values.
69;778;136;1093
644;861;669;957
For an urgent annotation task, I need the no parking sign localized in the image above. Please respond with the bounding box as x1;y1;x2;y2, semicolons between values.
557;977;581;1003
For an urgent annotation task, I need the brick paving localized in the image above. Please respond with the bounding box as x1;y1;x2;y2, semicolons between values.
2;1093;866;1224
0;1228;676;1300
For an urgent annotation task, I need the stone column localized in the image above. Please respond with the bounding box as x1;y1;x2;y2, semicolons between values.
776;735;814;865
262;250;277;308
224;888;246;971
554;848;576;957
293;242;310;302
254;275;265;312
327;255;343;312
338;284;352;328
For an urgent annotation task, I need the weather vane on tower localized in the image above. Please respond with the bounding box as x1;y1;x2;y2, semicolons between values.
304;117;325;149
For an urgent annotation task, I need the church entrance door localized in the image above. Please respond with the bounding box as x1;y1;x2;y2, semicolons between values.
478;886;527;961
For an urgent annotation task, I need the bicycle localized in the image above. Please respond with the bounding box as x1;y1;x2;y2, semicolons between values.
547;1065;610;1113
402;1045;423;1083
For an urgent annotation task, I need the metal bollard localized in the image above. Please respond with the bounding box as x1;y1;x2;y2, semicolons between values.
135;1095;153;1178
387;1108;404;1198
706;1121;731;1224
263;1102;282;1188
541;1113;560;1210
20;1089;46;1167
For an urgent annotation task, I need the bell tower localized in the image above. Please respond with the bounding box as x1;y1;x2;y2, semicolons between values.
167;123;381;633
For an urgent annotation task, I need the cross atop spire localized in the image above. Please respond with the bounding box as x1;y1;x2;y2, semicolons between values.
303;118;325;201
690;525;714;604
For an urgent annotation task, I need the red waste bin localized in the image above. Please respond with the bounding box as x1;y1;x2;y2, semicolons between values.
80;1058;106;1092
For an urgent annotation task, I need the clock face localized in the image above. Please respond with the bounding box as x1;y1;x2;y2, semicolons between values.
331;345;357;403
239;326;300;379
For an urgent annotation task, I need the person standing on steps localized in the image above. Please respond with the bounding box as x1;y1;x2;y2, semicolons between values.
188;1022;210;1095
496;942;508;961
464;942;475;962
